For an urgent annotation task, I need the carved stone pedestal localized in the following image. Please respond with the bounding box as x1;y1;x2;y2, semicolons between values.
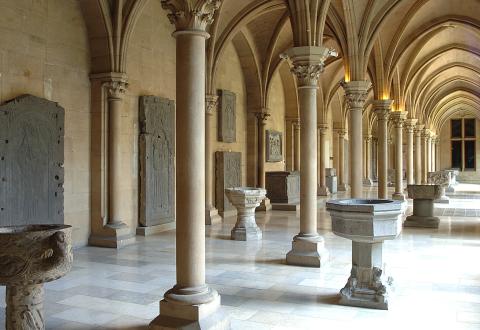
0;225;73;330
205;207;223;225
286;235;328;267
225;187;266;241
404;185;442;228
338;183;348;192
326;199;403;310
428;171;450;204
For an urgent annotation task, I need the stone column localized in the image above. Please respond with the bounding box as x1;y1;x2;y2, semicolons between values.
293;121;301;171
373;100;393;199
363;135;373;186
205;95;222;225
283;46;331;267
256;111;272;211
88;74;136;249
390;112;407;200
318;124;330;196
342;81;371;198
337;129;348;191
151;2;228;328
414;124;424;184
404;119;417;185
427;132;432;173
421;129;430;184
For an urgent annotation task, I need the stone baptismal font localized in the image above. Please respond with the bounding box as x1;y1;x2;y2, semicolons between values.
225;187;267;240
326;199;403;310
0;225;73;330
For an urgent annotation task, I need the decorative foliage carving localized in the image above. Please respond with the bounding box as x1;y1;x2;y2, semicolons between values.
161;0;221;31
341;81;371;109
106;80;128;100
205;94;218;115
290;63;324;86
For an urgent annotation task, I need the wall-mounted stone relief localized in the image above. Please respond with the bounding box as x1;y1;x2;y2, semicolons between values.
266;130;282;162
215;151;241;217
0;95;64;227
139;96;175;228
217;89;236;143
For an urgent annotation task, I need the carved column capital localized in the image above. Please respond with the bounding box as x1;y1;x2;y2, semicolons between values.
281;46;335;87
106;80;128;100
318;124;328;135
205;94;218;116
414;125;424;137
422;128;431;139
336;129;347;138
341;81;371;109
404;118;418;133
161;0;221;32
390;111;407;128
373;99;393;121
363;135;373;142
255;111;270;125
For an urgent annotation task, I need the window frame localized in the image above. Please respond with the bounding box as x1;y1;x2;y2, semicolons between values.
450;118;476;171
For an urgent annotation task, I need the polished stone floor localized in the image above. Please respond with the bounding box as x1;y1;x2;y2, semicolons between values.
1;186;480;330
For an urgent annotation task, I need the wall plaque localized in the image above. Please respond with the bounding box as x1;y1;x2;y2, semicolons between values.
215;151;241;216
218;89;236;143
0;95;64;226
139;96;175;227
266;130;283;162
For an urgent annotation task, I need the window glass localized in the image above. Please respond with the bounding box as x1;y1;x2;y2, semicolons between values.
464;119;476;138
451;119;462;138
451;141;462;169
464;141;475;169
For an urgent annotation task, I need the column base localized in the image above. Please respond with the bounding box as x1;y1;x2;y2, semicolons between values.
286;234;328;268
404;215;440;228
89;222;136;248
256;198;272;212
136;222;176;236
339;265;391;310
392;192;406;201
149;290;229;330
205;207;222;225
338;183;348;191
317;185;330;196
363;178;373;186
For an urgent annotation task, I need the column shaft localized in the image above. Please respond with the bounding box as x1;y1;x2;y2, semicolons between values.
421;131;428;184
175;32;207;289
107;95;123;225
415;125;423;184
256;113;269;188
318;126;329;195
294;123;301;171
338;131;346;190
299;86;317;234
391;112;406;200
350;109;363;198
405;120;416;185
376;111;390;199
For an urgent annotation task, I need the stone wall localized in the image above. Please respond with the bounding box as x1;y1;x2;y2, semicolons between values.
211;42;248;191
0;0;91;245
266;71;286;172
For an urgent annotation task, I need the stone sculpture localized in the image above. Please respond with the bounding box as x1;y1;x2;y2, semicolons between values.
218;89;236;143
427;171;450;203
266;130;283;162
138;96;175;235
0;95;64;227
404;184;442;228
326;199;403;309
265;171;300;204
216;152;242;217
0;224;73;330
325;168;337;194
445;169;459;192
225;187;266;240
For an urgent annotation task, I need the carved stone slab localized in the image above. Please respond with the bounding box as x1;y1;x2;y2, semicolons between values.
215;152;241;216
218;90;236;143
0;95;64;227
266;171;300;204
266;130;283;162
139;96;175;227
